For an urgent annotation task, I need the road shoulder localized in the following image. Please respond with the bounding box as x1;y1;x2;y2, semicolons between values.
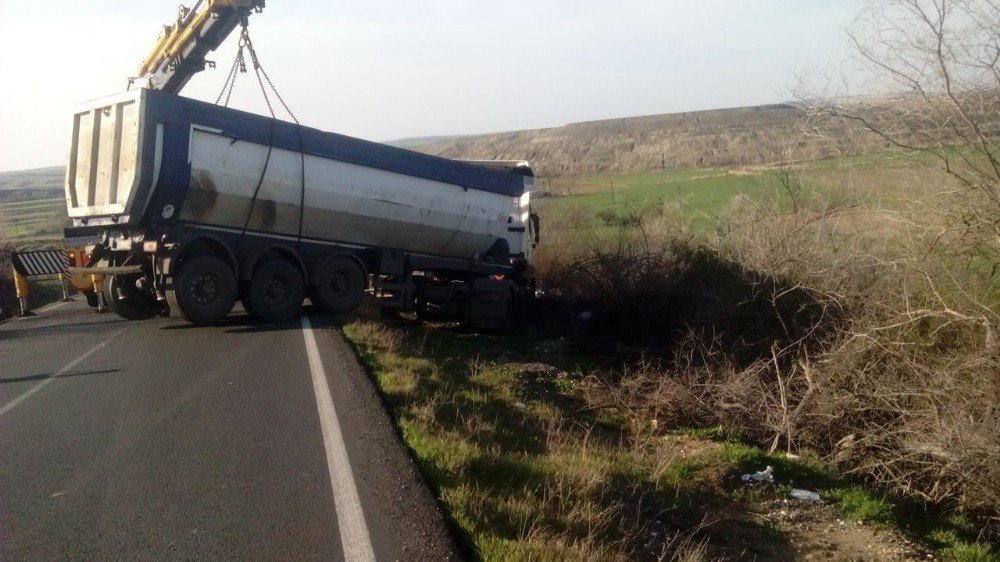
309;314;463;561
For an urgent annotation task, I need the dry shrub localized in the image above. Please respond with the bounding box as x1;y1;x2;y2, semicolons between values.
540;203;843;364
713;179;999;528
349;320;404;354
818;322;1000;513
535;171;1000;533
582;359;717;440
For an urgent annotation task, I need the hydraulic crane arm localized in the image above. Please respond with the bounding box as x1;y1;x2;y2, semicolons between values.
134;0;265;94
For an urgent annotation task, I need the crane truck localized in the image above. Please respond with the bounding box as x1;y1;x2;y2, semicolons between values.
64;1;539;329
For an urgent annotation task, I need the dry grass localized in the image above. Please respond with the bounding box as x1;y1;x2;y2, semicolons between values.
343;310;813;561
533;161;1000;547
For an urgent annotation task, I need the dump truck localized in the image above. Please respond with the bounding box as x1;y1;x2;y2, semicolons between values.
64;1;538;327
64;88;538;327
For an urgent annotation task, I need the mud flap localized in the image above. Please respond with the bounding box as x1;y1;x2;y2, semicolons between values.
466;278;514;331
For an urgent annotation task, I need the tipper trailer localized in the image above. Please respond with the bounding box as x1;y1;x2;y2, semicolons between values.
65;88;539;327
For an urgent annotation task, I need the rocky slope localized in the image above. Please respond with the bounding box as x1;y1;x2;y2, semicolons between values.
415;104;887;178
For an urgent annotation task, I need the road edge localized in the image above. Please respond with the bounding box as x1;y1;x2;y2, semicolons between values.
310;314;465;561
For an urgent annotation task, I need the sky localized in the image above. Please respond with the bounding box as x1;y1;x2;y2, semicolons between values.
0;0;858;171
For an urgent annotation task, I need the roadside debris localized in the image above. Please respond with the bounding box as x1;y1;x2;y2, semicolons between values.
741;466;774;483
790;488;822;502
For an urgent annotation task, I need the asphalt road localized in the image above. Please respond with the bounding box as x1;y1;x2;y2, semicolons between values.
0;298;461;561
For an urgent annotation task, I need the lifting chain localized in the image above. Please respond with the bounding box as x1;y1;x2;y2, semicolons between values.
214;22;299;124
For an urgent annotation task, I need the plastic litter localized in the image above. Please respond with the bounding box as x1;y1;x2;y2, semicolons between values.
790;489;822;502
577;311;593;321
740;465;774;483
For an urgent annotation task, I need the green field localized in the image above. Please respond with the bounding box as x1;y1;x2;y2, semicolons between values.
542;169;751;226
0;197;67;249
534;153;940;231
0;166;69;249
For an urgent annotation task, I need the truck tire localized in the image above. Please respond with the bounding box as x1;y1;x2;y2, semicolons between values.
170;255;237;324
246;259;304;323
103;274;161;320
312;256;365;314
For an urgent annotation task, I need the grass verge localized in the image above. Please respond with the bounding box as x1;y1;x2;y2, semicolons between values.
341;309;997;561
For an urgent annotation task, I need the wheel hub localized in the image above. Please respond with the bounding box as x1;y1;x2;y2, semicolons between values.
328;272;348;298
263;276;287;305
189;273;218;305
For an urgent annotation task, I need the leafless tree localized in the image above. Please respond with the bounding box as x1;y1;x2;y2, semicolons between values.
777;1;1000;526
809;0;1000;260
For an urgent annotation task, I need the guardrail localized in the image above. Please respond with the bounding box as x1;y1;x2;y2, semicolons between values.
5;249;71;316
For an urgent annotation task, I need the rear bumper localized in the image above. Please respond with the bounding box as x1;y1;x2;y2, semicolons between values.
67;265;143;276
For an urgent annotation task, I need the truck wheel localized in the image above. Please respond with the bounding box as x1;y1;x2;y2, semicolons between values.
312;256;365;314
170;255;237;324
247;260;304;323
103;275;161;320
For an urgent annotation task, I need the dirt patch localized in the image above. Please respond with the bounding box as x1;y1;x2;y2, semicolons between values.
660;434;724;460
758;498;935;562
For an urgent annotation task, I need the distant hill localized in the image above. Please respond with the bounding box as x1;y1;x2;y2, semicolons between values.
0;166;64;204
412;103;889;178
383;135;472;149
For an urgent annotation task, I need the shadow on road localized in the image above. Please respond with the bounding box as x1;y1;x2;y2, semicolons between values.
157;307;332;334
0;369;121;384
158;313;257;331
0;319;127;341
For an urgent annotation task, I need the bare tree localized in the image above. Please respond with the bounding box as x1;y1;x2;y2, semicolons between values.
809;0;1000;260
782;1;1000;526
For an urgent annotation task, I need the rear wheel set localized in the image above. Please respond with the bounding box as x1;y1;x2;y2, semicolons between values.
311;256;365;314
103;274;162;320
161;252;364;324
166;255;238;324
242;260;305;324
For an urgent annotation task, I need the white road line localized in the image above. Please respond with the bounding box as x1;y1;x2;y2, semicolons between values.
301;314;376;562
0;328;126;417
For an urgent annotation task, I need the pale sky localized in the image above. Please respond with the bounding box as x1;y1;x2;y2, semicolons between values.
0;0;857;171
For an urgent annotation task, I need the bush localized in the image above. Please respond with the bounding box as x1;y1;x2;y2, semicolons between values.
533;173;1000;536
596;208;644;228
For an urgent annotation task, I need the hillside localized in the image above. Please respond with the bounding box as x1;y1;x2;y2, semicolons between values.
0;166;64;204
415;103;887;178
0;167;67;248
383;134;471;149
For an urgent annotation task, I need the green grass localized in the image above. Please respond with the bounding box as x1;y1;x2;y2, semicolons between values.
0;197;67;248
342;310;997;562
344;315;740;560
706;440;996;562
27;280;67;310
534;151;949;234
541;169;754;229
2;197;65;210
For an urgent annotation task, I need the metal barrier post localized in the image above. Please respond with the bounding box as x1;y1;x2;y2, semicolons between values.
59;273;71;301
92;275;105;313
13;271;31;316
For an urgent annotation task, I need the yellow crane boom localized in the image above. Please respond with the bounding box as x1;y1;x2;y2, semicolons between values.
134;0;264;93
